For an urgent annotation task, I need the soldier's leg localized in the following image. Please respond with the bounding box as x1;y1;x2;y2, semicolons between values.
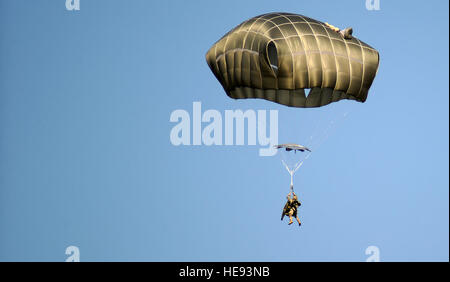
288;209;294;225
293;210;301;226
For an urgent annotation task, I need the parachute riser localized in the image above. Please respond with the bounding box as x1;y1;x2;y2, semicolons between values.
290;171;294;193
282;159;305;193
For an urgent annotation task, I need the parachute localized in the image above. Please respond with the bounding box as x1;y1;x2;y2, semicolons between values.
206;12;379;108
206;13;379;198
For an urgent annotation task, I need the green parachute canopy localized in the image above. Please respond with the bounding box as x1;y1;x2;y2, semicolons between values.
206;12;380;108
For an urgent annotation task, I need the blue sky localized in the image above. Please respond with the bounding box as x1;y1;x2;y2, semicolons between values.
0;0;448;261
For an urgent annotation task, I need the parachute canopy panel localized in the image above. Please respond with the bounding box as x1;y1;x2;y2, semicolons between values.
206;12;380;108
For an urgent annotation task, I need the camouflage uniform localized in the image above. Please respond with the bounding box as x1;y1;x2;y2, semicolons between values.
281;192;302;226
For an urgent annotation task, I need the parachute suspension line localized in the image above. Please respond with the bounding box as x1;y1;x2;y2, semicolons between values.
306;113;323;149
290;171;294;193
306;111;349;153
281;153;310;193
282;159;296;192
307;119;333;151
